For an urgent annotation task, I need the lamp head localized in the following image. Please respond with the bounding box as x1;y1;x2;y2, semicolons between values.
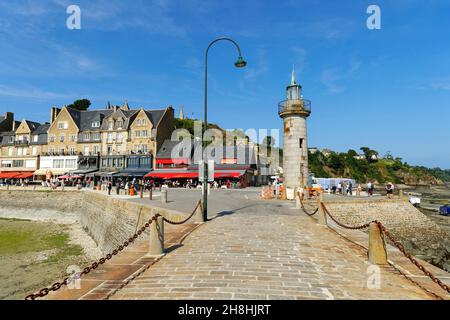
235;56;247;68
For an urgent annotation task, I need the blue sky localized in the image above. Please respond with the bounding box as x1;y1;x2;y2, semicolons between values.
1;0;450;168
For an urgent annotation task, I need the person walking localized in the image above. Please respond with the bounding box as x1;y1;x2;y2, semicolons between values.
348;181;353;196
386;182;394;199
356;184;362;197
107;181;112;195
367;181;373;197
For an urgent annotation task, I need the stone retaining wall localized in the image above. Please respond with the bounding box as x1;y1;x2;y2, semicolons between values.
323;199;450;271
0;190;186;254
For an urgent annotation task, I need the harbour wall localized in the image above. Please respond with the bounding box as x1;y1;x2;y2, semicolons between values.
0;190;185;254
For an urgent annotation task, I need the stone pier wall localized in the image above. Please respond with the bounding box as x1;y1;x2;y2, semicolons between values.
0;190;185;254
323;199;450;271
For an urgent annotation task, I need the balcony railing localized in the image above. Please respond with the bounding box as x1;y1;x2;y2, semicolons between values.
278;99;312;115
14;140;29;146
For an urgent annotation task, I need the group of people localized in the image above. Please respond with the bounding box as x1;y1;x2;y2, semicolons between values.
331;181;394;199
331;181;354;196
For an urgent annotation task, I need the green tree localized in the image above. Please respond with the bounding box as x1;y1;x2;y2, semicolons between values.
68;99;91;111
360;147;379;163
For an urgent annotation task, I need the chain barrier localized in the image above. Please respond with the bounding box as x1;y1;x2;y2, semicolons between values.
25;215;159;300
162;200;201;225
25;199;203;300
298;192;319;216
321;202;450;296
376;221;450;295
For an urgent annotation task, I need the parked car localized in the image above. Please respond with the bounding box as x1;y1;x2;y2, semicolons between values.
439;205;450;216
406;192;421;207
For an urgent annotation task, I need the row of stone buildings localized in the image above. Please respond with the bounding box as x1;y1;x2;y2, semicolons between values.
0;103;272;185
0;103;174;181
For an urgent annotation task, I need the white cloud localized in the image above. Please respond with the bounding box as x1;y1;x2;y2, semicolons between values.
320;61;361;94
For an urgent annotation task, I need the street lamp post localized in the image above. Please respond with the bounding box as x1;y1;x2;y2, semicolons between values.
202;37;247;221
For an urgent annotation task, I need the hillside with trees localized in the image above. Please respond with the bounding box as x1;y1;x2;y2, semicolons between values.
309;147;450;185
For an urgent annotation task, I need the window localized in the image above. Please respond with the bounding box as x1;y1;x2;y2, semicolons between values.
60;135;65;143
116;133;123;143
57;122;63;129
32;135;38;142
9;136;14;143
13;160;24;168
116;120;123;128
84;133;90;141
137;119;141;126
1;160;12;168
70;146;77;155
49;147;55;154
299;138;303;149
84;146;89;155
66;159;77;168
70;134;76;142
135;131;140;138
93;133;100;140
32;147;37;156
17;148;23;156
107;133;113;143
142;130;148;138
50;135;56;142
92;121;100;128
23;148;28;156
142;119;146;126
107;145;113;155
53;159;64;168
93;145;99;154
59;148;65;155
108;121;114;130
142;144;148;153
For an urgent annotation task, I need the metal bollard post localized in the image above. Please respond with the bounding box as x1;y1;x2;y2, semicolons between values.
6;184;10;191
195;200;205;224
33;184;36;191
368;222;388;265
148;215;165;257
161;189;167;204
149;188;153;200
140;185;144;199
318;193;328;226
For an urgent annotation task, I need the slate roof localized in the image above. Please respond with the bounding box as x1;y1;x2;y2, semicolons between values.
79;109;113;131
144;109;166;126
157;140;193;159
24;120;41;132
32;123;50;135
0;131;15;146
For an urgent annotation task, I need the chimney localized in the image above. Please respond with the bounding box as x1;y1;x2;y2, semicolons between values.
50;107;61;123
5;112;13;121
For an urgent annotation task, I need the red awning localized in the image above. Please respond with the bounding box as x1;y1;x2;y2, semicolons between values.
15;172;34;179
0;172;31;179
156;158;189;165
145;171;246;180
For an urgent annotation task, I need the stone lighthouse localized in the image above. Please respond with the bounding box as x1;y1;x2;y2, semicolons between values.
278;67;311;192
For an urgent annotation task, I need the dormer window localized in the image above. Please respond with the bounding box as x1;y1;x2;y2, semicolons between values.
33;135;38;142
137;119;142;126
108;121;114;130
142;119;146;126
92;121;100;128
116;120;123;128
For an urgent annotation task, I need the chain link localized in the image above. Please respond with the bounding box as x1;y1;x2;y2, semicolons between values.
162;200;201;225
298;193;319;216
25;200;203;301
321;202;450;296
24;215;159;301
